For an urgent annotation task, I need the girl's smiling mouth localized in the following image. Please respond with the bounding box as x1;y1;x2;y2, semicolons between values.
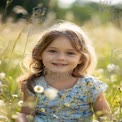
52;63;68;66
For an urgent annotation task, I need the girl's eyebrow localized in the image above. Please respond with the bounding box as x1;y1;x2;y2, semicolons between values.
47;47;76;51
47;47;56;49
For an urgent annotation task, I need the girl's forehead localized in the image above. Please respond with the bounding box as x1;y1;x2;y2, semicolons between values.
46;36;81;52
48;36;73;46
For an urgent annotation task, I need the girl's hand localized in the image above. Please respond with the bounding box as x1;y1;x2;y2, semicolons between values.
15;113;28;122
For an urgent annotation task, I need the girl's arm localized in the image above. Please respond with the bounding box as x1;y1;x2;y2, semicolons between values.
16;87;36;122
93;92;111;122
16;97;36;122
16;105;35;122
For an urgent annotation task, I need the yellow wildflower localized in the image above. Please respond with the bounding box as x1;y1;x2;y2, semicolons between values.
64;103;70;107
40;108;45;112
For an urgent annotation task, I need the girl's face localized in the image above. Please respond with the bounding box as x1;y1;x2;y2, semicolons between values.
41;36;82;73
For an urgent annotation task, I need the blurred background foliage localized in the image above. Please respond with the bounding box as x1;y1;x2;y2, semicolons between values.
0;0;122;121
0;0;121;28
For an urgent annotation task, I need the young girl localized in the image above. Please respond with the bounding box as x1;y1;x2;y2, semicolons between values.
16;21;110;122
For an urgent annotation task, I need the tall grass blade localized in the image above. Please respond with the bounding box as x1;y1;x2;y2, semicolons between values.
3;0;13;20
11;24;27;54
22;30;30;58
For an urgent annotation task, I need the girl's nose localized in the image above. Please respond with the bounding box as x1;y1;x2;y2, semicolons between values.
56;53;65;61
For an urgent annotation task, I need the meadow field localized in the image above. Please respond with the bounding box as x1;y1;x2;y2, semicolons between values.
0;20;122;122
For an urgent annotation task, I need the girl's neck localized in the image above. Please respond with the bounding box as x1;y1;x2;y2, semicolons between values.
44;71;74;84
44;71;78;90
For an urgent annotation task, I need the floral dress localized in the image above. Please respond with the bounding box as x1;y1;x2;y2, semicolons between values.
28;75;107;122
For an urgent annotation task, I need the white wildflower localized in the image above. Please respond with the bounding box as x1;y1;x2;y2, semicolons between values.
12;94;18;98
107;64;119;73
18;100;23;107
45;87;58;100
34;85;44;93
0;72;5;79
0;100;5;106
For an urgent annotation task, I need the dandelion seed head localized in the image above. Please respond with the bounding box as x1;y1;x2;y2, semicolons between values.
45;87;58;100
107;64;119;73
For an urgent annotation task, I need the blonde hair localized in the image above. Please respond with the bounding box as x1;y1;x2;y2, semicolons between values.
31;21;97;77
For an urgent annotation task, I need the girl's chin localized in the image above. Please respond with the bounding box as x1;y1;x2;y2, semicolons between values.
46;70;73;74
45;68;73;74
49;71;67;74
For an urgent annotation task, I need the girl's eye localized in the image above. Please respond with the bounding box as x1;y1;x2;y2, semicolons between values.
48;50;57;53
67;52;75;55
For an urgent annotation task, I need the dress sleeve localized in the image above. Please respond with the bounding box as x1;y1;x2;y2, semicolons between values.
86;77;108;103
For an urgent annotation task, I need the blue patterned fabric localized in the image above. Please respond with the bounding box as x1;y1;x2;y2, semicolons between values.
28;76;107;122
